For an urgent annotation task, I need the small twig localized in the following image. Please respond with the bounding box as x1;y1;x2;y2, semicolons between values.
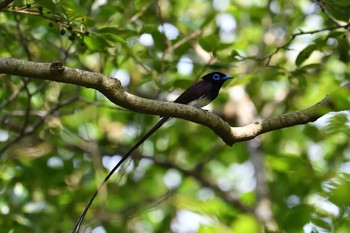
172;30;201;50
14;14;32;60
155;0;170;86
126;4;150;25
20;78;32;135
315;0;341;26
0;95;78;155
1;8;54;20
0;84;25;109
261;22;350;65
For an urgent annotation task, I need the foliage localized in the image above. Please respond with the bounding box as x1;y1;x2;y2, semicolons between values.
1;0;350;232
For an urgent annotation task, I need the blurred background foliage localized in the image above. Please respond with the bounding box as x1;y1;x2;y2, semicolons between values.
1;0;350;232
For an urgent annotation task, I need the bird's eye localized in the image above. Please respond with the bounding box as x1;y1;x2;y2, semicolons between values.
212;73;220;80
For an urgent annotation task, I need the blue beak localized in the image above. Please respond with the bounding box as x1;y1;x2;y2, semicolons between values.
223;75;233;80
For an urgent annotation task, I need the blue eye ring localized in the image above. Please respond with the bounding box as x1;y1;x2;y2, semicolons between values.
213;73;220;80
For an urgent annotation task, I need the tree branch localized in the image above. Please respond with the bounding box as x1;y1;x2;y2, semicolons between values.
229;90;349;143
0;56;348;146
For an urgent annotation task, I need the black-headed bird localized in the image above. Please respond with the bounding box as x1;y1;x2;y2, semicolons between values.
73;72;233;232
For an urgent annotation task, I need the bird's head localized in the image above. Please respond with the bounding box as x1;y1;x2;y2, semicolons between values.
201;72;233;91
202;72;232;85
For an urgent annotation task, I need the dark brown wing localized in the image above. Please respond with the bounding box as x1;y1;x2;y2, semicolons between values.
174;80;212;104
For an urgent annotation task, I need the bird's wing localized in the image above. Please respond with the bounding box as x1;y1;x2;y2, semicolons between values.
174;80;212;104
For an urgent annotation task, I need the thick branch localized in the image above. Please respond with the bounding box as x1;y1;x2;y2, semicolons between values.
0;56;348;146
229;88;349;143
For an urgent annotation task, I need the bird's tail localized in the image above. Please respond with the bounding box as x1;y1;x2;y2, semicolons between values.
72;116;170;233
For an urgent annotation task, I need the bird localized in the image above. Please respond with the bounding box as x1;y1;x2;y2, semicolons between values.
72;72;233;232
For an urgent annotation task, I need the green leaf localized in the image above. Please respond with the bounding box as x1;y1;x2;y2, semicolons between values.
326;113;350;134
95;27;133;45
337;38;350;63
311;218;332;231
101;34;126;44
35;0;57;13
329;176;350;206
81;16;95;27
97;27;137;38
297;74;307;88
199;34;220;52
303;125;323;142
230;49;240;57
84;35;112;51
295;44;317;66
329;89;350;111
335;0;350;5
215;50;241;62
284;205;313;230
297;63;321;71
324;0;350;21
327;31;345;39
151;30;166;51
231;214;260;233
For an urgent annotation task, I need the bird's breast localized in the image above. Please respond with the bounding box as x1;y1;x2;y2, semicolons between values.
187;95;213;108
